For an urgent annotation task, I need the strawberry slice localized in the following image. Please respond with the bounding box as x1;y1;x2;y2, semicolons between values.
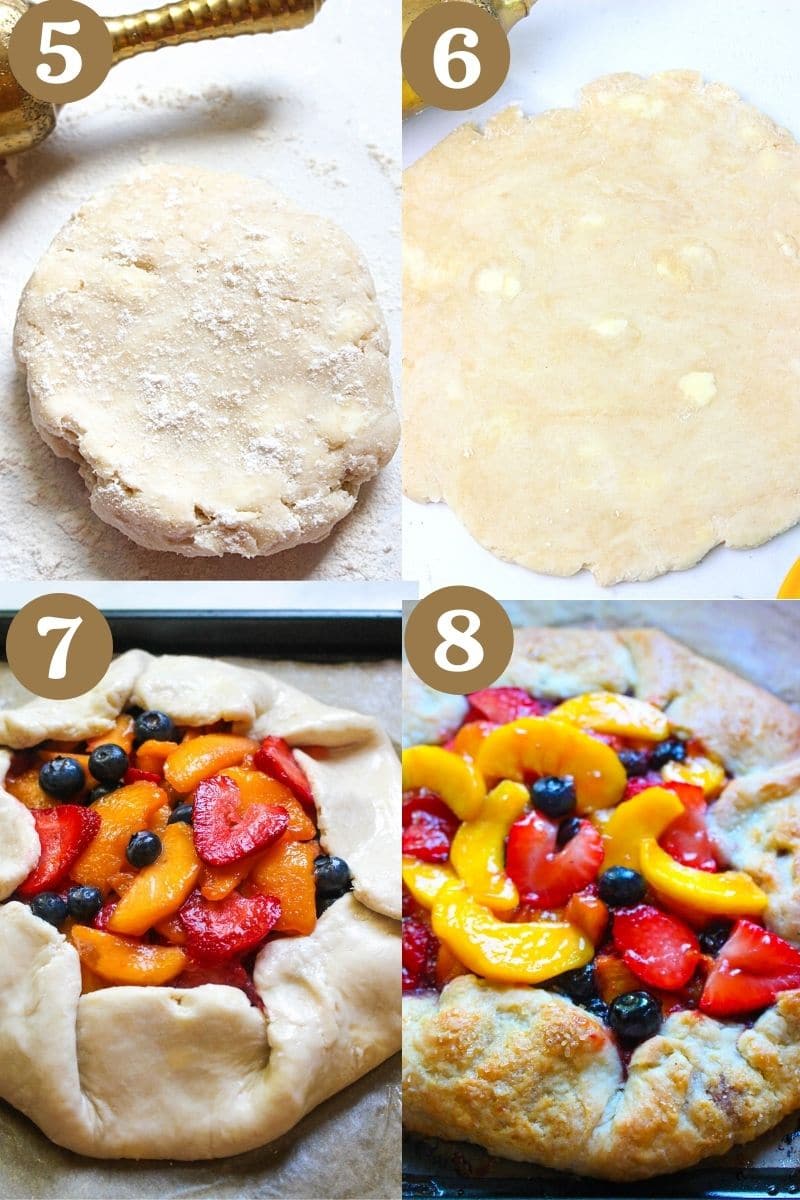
17;806;100;897
659;782;719;872
700;919;800;1017
506;810;604;908
178;890;281;962
172;956;263;1008
613;904;701;990
124;767;162;786
623;773;664;800
192;774;288;866
402;789;459;864
466;687;548;724
402;916;438;991
253;737;314;808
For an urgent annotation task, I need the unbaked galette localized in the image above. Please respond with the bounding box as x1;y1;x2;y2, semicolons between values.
402;628;800;1180
0;651;400;1159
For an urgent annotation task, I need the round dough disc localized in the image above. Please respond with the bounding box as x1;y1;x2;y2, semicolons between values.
15;164;399;558
404;72;800;585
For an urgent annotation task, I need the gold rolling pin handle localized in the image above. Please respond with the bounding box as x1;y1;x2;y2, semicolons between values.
108;0;323;64
0;0;322;158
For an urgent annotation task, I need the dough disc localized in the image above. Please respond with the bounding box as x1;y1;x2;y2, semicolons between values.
15;164;399;558
404;72;800;584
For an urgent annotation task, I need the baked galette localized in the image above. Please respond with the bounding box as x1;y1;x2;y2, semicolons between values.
0;651;400;1160
402;628;800;1180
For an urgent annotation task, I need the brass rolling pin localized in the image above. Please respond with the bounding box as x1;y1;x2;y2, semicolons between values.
0;0;323;157
402;0;534;117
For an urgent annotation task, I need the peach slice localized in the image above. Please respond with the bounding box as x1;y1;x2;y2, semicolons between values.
5;765;54;809
71;925;186;986
163;735;259;795
71;781;167;893
247;838;319;936
476;718;626;812
135;740;179;775
87;715;135;756
108;823;201;936
550;692;669;741
402;745;485;821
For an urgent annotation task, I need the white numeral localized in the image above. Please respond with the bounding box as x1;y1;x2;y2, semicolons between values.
37;615;83;680
434;608;484;673
37;20;82;84
433;26;481;91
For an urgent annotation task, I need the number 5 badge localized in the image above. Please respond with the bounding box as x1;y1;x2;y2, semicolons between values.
6;595;113;700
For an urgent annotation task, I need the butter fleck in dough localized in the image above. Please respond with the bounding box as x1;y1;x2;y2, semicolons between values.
403;71;800;584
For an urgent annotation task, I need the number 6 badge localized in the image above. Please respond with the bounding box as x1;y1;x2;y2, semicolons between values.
402;0;511;113
6;595;113;700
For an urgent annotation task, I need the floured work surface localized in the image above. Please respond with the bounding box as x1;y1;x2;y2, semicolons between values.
0;654;401;1200
0;0;399;581
404;600;800;1194
404;71;800;586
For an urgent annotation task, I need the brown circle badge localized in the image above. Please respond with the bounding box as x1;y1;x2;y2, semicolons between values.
404;586;514;694
9;0;112;104
6;595;114;701
402;0;510;112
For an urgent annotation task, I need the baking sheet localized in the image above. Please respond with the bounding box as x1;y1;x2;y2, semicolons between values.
402;0;800;600
0;617;401;1200
0;0;400;582
403;599;800;1197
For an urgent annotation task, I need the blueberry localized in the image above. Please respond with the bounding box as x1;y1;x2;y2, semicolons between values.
530;775;576;819
313;855;352;899
598;866;646;908
699;919;733;957
555;815;583;848
30;892;68;927
608;991;662;1042
88;784;119;805
88;743;129;784
67;886;103;922
618;749;650;778
649;738;687;770
126;831;162;868
39;757;85;798
583;997;610;1024
552;963;596;1004
168;803;193;826
134;711;175;745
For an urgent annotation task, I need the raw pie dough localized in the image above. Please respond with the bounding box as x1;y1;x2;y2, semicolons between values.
403;72;800;584
0;652;400;1159
403;628;800;1179
15;165;399;558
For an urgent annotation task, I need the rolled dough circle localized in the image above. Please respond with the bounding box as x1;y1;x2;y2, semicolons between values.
403;72;800;585
15;164;399;558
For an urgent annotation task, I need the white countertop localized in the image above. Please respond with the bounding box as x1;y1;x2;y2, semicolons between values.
403;0;800;599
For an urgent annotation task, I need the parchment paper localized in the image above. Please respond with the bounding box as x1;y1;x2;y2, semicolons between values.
0;654;401;1200
404;601;800;1188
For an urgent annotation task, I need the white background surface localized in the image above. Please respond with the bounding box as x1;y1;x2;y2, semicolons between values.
0;580;412;609
0;0;400;582
403;0;800;599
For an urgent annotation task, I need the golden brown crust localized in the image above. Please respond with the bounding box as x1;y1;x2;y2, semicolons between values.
403;979;800;1181
403;625;800;1179
619;629;800;774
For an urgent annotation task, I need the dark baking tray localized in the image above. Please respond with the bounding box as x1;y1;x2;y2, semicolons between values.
0;609;400;662
403;1127;800;1199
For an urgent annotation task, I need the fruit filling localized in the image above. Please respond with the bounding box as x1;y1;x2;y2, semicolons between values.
4;711;354;1004
403;688;800;1045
